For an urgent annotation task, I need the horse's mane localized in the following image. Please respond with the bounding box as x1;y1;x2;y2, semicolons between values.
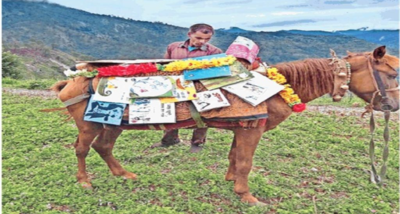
346;52;400;69
379;53;399;69
272;58;335;102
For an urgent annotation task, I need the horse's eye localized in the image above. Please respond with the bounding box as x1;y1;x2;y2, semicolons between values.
388;74;398;79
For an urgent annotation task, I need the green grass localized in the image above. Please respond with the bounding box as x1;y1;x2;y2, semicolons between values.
2;93;399;213
2;78;59;90
308;93;366;108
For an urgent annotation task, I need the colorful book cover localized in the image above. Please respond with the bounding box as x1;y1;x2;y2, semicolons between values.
128;76;174;98
129;99;176;124
199;61;254;90
159;75;198;103
222;72;285;106
83;96;126;125
191;89;230;112
92;77;131;104
183;53;232;81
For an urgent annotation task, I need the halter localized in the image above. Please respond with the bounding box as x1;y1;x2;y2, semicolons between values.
366;55;399;111
329;49;351;102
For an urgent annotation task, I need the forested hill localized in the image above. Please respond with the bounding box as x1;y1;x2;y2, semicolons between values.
3;0;399;64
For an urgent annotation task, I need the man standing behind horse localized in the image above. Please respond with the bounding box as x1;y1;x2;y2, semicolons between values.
151;23;223;153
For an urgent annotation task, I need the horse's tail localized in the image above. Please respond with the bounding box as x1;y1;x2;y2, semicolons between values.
50;80;69;93
41;80;72;120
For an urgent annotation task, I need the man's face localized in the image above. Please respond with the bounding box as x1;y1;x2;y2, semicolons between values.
188;31;213;48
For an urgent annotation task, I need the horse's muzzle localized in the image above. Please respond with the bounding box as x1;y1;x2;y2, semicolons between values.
376;97;399;112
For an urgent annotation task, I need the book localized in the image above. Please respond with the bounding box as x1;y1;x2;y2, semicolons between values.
92;77;131;104
127;76;174;98
225;36;260;63
191;89;230;112
159;75;198;103
83;96;126;125
129;99;176;124
183;53;232;81
199;61;254;90
222;72;285;106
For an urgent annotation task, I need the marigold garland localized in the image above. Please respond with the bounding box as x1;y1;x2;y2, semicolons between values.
162;55;236;72
266;67;306;112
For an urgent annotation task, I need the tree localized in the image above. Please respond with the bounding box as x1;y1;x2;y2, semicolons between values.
2;50;24;79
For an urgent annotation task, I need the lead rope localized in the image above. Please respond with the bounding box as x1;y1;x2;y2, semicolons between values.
365;57;392;185
368;108;391;185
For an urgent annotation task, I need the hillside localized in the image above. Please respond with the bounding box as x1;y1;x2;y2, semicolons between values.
2;0;399;68
3;42;94;79
286;29;399;50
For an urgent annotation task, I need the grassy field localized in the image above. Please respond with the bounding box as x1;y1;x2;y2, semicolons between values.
2;92;399;214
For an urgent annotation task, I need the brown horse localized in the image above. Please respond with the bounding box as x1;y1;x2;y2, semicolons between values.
51;46;399;205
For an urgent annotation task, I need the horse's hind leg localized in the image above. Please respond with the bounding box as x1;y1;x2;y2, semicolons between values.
232;127;264;205
91;127;137;180
75;125;103;188
225;135;237;181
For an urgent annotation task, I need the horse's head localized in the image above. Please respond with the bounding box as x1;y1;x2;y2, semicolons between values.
345;46;399;112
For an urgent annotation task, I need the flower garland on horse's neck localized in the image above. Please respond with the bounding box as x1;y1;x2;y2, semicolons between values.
266;67;306;112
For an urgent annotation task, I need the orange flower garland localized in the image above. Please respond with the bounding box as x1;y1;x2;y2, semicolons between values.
266;67;306;112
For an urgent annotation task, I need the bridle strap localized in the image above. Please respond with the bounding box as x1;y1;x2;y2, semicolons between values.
62;78;95;107
372;70;388;98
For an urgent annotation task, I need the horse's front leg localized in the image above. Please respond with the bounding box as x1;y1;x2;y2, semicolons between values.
91;127;137;180
232;127;264;205
225;135;237;181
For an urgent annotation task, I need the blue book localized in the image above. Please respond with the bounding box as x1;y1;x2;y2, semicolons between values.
84;96;126;125
183;54;232;81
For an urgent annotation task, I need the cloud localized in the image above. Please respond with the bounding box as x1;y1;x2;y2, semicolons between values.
324;0;356;4
246;14;266;18
380;9;399;21
182;0;250;4
279;4;310;8
271;11;305;16
182;0;214;4
218;0;250;5
252;19;317;27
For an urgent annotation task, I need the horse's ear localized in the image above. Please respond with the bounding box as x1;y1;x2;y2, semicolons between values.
330;49;337;58
373;46;386;60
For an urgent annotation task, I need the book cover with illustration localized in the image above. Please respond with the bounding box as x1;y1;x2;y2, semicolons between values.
92;77;131;104
129;99;176;124
191;89;230;112
127;76;174;98
159;75;198;103
83;96;126;125
200;60;254;90
183;53;232;81
222;72;284;106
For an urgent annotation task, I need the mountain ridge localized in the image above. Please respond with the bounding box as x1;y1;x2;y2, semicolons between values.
3;0;399;65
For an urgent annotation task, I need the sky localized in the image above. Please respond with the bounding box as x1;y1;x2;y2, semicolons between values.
48;0;399;32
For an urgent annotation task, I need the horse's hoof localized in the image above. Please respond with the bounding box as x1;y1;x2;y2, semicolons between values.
150;142;163;148
225;173;236;181
123;172;137;180
190;144;203;153
80;182;93;189
240;193;259;205
249;201;267;206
